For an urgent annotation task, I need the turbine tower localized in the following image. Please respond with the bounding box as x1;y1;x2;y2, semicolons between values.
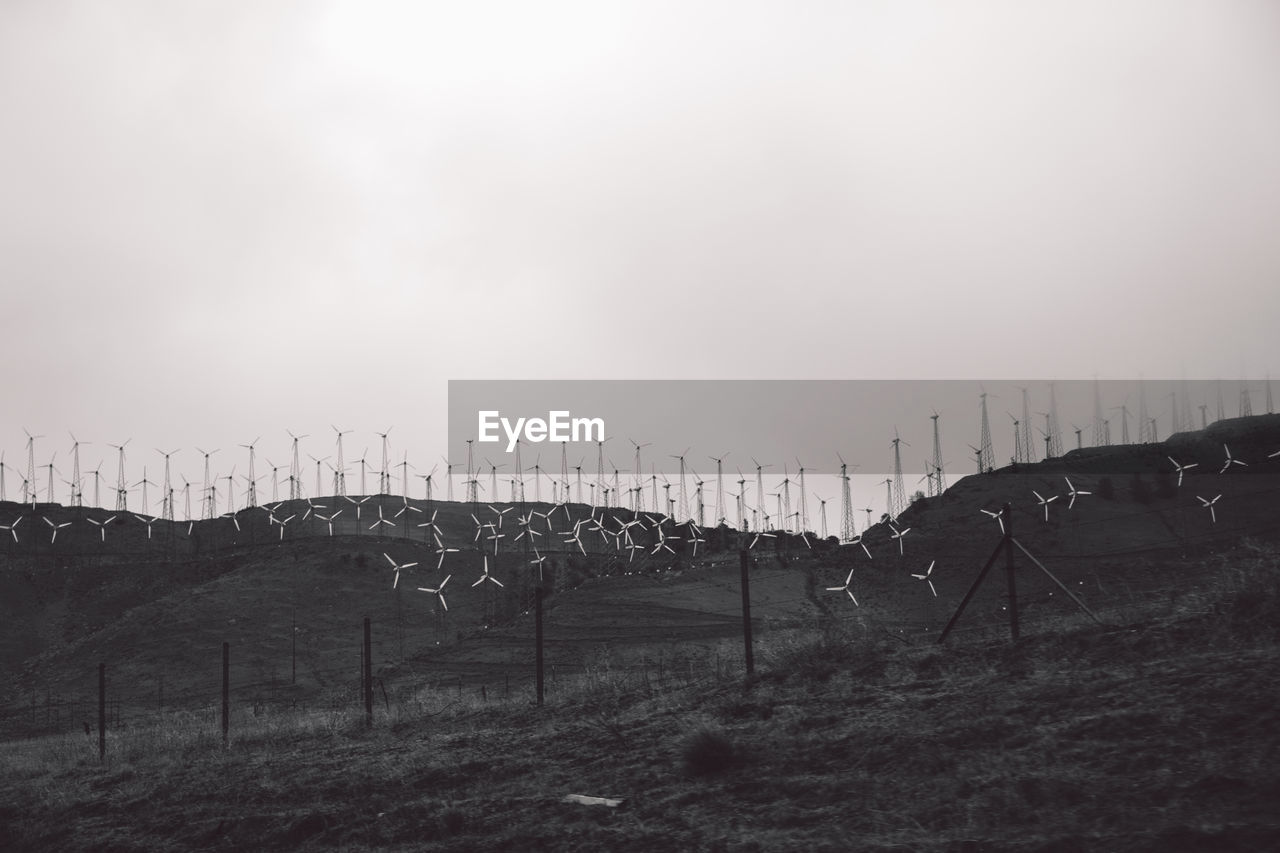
977;390;993;474
110;439;130;511
287;431;307;500
23;429;42;506
929;412;947;495
1239;384;1253;418
198;448;218;518
837;453;855;542
890;429;907;520
1046;382;1063;458
1018;386;1035;463
670;448;690;521
1138;379;1152;443
332;426;350;497
1091;377;1104;447
69;432;89;508
708;451;728;525
157;448;179;521
240;437;261;508
376;427;392;494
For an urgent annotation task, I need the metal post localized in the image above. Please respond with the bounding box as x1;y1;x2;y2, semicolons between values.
221;642;230;747
363;616;372;727
98;662;106;762
1003;503;1019;642
535;585;545;706
739;550;754;676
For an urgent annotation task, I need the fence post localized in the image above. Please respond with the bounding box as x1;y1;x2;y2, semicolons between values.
739;550;754;677
535;585;545;706
363;616;372;728
221;642;230;748
1003;502;1019;642
98;662;106;762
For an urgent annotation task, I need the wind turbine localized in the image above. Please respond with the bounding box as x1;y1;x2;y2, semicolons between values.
331;426;351;496
287;430;308;500
1219;444;1247;473
1064;477;1091;509
68;433;90;507
980;506;1006;535
752;458;771;530
472;554;504;588
1033;490;1058;522
669;447;690;521
631;439;651;512
240;437;261;507
43;515;71;543
87;514;116;542
1197;494;1221;524
418;575;451;611
109;439;130;511
889;522;911;555
1172;455;1198;481
384;552;418;589
825;569;858;605
376;427;393;494
156;448;179;521
911;560;938;597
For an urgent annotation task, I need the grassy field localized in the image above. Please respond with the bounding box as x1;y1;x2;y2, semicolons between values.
2;547;1277;852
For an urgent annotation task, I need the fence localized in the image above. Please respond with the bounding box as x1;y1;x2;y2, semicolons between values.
2;464;1279;753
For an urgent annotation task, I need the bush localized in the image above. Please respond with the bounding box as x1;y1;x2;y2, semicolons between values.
682;727;736;776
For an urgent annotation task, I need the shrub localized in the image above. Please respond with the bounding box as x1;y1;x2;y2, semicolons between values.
682;726;736;776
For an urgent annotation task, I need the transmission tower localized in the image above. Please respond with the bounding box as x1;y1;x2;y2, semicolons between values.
465;439;476;504
977;391;993;474
1240;385;1253;418
241;438;260;508
69;433;87;507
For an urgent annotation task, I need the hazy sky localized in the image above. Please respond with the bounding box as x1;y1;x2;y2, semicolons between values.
3;1;1279;504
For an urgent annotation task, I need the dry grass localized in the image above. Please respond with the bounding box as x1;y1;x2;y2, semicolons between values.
2;549;1279;851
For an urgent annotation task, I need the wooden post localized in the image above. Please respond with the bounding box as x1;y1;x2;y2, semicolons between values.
1003;503;1019;642
98;662;106;762
535;585;545;706
363;616;373;728
739;550;754;677
221;642;229;747
291;608;296;685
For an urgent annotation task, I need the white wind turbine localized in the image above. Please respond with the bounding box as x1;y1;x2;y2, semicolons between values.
1197;494;1222;524
418;575;451;611
0;516;23;543
43;515;71;543
825;569;858;605
240;437;261;507
889;522;912;555
980;507;1006;535
472;554;504;588
911;560;938;597
1167;456;1198;487
1219;444;1247;473
88;514;117;542
384;552;418;589
1064;477;1091;509
1033;490;1059;522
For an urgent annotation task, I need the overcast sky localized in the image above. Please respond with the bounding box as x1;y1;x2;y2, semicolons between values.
3;1;1279;507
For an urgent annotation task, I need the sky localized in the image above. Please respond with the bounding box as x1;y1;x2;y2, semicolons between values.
2;0;1279;516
